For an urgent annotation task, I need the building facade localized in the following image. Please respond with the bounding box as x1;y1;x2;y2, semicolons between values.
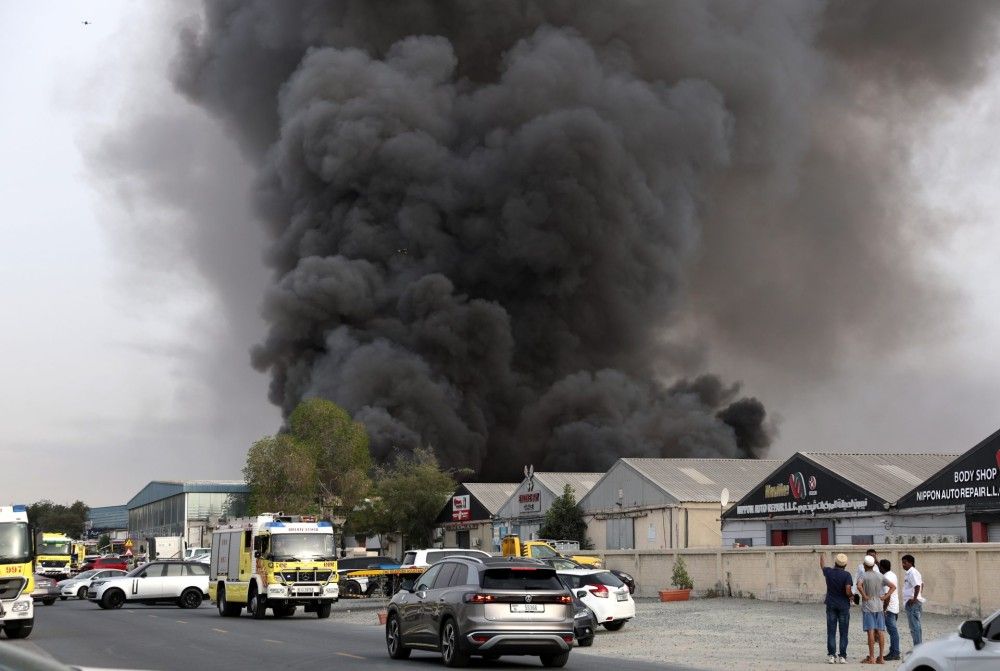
433;482;518;551
86;505;129;542
722;452;956;546
580;458;780;550
127;480;249;550
495;472;601;541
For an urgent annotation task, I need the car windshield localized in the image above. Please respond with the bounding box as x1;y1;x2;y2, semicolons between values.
0;522;31;563
482;567;563;591
562;571;624;589
75;570;99;579
39;540;72;555
528;544;558;559
269;534;336;561
125;563;151;577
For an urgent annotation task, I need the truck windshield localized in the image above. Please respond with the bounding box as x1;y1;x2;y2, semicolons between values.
39;541;72;555
270;534;336;561
0;523;31;563
529;544;558;559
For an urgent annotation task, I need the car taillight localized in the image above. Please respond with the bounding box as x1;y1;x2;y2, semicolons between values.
562;635;575;644
464;593;497;603
591;584;609;598
470;634;490;644
556;594;572;604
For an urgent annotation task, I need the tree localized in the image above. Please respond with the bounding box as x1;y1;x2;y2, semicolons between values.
538;485;591;548
98;534;112;553
671;555;694;590
27;500;89;538
352;447;459;554
242;399;373;521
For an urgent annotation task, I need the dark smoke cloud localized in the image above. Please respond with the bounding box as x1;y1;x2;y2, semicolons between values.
157;1;1000;476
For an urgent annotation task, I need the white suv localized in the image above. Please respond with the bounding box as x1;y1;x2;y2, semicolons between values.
898;607;1000;671
399;548;491;568
88;561;209;609
558;568;635;631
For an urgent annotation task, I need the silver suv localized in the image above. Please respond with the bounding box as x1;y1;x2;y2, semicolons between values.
385;557;575;667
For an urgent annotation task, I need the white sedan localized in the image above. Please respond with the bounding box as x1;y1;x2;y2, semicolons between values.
88;561;209;610
58;569;127;600
899;608;1000;671
558;568;635;631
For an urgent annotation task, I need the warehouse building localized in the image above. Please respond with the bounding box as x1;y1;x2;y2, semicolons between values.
895;428;1000;542
722;452;955;546
127;480;249;549
86;505;129;541
433;482;518;551
495;472;601;541
580;458;781;550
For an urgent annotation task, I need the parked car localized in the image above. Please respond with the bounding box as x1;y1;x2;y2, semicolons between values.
571;590;596;647
386;556;576;667
557;569;635;631
534;557;636;594
31;574;59;606
337;555;398;597
80;555;128;572
87;560;209;610
399;548;491;568
183;547;211;563
58;569;127;600
898;607;1000;671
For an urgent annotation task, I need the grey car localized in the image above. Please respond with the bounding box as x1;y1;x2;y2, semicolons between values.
385;557;575;668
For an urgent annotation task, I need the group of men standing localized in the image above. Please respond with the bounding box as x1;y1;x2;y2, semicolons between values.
820;548;926;664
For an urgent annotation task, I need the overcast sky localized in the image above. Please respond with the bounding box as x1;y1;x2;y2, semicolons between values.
3;2;1000;507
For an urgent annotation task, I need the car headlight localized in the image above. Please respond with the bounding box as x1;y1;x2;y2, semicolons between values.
574;609;589;619
12;601;31;613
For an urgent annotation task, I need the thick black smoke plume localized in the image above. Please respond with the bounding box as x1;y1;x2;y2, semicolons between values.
166;1;1000;476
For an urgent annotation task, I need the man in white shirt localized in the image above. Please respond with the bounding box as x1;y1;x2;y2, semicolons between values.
879;559;900;660
901;554;925;646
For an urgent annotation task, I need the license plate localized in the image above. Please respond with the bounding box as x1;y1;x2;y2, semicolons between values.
616;592;628;602
510;603;544;613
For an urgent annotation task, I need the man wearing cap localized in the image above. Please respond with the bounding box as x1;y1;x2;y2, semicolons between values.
820;552;854;664
857;555;895;664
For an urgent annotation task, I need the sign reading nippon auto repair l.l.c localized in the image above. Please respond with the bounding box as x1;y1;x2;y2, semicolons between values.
898;438;1000;509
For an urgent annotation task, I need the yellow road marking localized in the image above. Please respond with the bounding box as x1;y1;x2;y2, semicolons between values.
336;652;365;660
212;628;228;634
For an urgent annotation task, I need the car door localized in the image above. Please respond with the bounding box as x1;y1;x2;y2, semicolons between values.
404;564;442;646
158;562;188;599
955;613;1000;671
131;563;166;599
426;562;458;635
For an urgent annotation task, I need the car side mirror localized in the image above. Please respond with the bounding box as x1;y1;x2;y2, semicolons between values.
959;620;985;650
576;590;587;598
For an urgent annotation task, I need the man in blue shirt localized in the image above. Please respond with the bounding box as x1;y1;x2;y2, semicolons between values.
821;552;854;664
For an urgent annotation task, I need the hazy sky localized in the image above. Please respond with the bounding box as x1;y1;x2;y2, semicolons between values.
3;2;1000;507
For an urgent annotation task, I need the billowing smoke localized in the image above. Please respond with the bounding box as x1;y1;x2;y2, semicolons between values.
162;1;1000;476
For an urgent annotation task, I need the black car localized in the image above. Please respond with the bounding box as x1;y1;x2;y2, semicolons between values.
571;590;596;647
535;557;636;595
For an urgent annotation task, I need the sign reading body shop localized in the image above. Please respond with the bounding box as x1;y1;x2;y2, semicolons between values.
726;456;877;518
898;436;1000;509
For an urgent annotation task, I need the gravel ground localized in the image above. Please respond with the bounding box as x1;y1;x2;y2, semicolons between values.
329;597;969;670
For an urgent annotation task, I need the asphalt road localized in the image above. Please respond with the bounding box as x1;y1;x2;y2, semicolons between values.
4;599;692;671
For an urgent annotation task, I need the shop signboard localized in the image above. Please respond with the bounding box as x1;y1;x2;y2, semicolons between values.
897;430;1000;509
518;491;541;514
725;455;879;518
452;494;471;521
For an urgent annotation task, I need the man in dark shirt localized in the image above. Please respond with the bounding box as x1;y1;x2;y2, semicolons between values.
821;552;853;664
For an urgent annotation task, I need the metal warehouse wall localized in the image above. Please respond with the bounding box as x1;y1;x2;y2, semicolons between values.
601;544;1000;618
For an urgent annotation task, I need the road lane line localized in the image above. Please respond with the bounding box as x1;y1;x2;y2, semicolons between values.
176;620;188;624
212;628;228;634
147;614;158;618
336;652;365;660
263;639;282;644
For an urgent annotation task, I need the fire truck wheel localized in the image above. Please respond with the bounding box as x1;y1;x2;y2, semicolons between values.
218;588;242;617
316;602;332;619
42;598;56;606
179;588;203;609
4;619;33;639
248;588;267;619
60;596;67;601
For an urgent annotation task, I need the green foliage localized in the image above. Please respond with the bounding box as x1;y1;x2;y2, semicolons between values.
27;500;89;538
671;555;694;590
538;485;589;547
352;447;459;552
98;534;112;552
243;399;373;521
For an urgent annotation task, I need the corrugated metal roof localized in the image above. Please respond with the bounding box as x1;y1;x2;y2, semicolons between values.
464;483;519;516
801;453;956;503
622;458;783;502
87;505;128;530
533;473;602;502
127;480;248;509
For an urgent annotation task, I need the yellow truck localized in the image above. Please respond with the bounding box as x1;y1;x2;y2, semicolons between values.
35;531;73;580
500;535;602;567
0;505;35;638
209;513;339;619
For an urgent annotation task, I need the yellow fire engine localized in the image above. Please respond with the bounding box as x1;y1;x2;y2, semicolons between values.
0;505;35;638
208;513;339;619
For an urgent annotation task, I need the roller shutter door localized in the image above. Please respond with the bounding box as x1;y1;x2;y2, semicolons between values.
788;528;822;546
989;522;1000;542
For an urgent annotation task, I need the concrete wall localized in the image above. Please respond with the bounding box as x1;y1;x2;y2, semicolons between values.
601;543;1000;618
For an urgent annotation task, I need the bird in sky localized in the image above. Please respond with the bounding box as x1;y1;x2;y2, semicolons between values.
82;20;91;26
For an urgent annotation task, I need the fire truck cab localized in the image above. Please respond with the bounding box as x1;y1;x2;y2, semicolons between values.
0;505;35;638
209;513;339;619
